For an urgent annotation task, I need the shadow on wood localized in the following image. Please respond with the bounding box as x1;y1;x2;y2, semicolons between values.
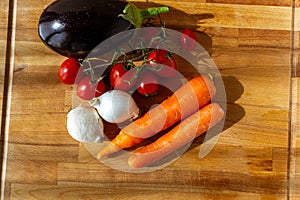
134;2;214;54
147;75;245;167
190;75;245;149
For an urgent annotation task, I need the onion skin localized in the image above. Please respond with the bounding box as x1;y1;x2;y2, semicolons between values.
90;90;140;124
38;0;132;58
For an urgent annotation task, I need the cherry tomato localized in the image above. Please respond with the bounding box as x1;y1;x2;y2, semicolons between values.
180;29;197;51
76;76;106;100
58;58;81;84
110;63;137;91
137;71;159;96
146;50;177;78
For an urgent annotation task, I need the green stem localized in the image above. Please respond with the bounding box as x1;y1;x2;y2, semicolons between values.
119;3;169;28
140;7;169;19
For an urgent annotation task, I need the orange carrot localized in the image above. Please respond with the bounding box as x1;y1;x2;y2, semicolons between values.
97;76;216;159
128;103;224;168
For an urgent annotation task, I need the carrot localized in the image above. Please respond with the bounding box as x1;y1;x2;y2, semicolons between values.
128;103;224;168
97;76;216;159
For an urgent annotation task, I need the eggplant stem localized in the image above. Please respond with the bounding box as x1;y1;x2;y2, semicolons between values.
140;7;169;19
119;3;169;28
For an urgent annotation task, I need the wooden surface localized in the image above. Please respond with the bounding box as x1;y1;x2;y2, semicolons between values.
1;0;300;199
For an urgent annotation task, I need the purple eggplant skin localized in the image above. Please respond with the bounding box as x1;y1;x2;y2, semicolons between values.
38;0;133;58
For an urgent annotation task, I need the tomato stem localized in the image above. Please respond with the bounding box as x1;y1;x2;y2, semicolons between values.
207;73;214;83
122;66;142;86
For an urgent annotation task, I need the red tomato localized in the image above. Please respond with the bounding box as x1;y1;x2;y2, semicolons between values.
180;29;197;51
146;50;177;78
137;72;159;96
110;63;137;91
58;58;81;84
76;76;106;100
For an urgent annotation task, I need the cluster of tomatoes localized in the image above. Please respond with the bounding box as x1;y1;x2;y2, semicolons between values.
110;49;177;95
57;29;197;101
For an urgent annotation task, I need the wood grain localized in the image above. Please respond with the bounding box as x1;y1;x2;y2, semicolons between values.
0;0;9;134
0;1;10;199
131;1;292;30
206;0;292;6
10;183;287;200
1;0;300;199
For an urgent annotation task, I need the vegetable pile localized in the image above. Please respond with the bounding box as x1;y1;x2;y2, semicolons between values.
39;0;224;169
97;76;224;168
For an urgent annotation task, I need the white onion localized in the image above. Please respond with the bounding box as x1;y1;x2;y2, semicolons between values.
90;90;140;123
67;105;104;143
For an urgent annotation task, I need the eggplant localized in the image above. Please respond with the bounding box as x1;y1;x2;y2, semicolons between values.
38;0;132;58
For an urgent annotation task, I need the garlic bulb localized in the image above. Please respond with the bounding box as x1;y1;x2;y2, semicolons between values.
90;90;139;124
67;105;104;143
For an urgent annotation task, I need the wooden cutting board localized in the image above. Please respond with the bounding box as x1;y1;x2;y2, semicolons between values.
1;0;300;199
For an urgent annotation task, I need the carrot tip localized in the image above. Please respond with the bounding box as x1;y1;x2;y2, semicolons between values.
96;152;107;160
128;155;136;168
97;143;121;159
128;153;143;168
